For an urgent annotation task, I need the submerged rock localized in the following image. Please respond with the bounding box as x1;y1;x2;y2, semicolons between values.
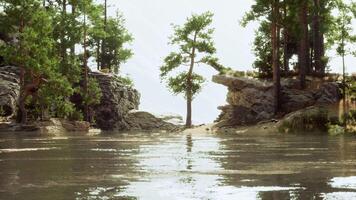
0;66;20;120
213;75;342;128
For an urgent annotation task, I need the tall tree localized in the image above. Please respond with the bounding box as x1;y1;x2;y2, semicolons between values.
82;0;89;121
328;0;356;125
160;12;224;127
101;0;107;70
272;0;281;113
0;0;73;123
298;0;309;89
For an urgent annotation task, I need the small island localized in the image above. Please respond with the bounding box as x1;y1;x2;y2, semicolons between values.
0;0;355;199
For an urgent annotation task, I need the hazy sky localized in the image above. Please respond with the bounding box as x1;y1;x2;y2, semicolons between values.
104;0;356;124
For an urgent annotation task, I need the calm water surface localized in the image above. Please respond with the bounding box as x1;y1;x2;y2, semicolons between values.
0;131;356;200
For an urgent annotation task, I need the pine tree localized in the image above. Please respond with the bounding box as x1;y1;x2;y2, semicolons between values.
328;0;356;126
160;12;224;127
0;0;74;123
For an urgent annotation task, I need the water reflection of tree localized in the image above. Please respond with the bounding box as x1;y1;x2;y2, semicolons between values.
186;134;193;170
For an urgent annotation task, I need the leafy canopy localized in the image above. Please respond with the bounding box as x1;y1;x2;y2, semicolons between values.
160;11;224;99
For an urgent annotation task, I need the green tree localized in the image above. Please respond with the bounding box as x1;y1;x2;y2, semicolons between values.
242;0;281;113
328;0;356;125
100;14;133;74
0;0;74;123
160;12;223;127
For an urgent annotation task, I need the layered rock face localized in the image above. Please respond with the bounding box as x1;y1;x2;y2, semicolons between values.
0;66;20;120
213;75;342;127
0;67;177;132
91;72;178;131
91;72;140;130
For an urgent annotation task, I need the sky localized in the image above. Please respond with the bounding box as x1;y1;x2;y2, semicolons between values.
103;0;356;124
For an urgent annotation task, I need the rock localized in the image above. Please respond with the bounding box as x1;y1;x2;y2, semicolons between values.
125;111;179;131
213;75;342;128
91;72;179;132
155;113;184;126
0;66;20;120
60;120;90;132
36;119;90;135
90;72;140;130
277;106;329;133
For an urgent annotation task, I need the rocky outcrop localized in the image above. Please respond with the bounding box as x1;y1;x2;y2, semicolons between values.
0;118;90;135
91;72;179;131
0;66;20;120
91;72;140;130
213;75;342;128
125;111;180;131
0;67;178;132
277;106;329;133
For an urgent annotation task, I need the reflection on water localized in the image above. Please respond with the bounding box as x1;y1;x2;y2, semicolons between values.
0;132;356;199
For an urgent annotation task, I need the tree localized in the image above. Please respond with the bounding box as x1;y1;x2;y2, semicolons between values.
242;0;281;112
328;0;356;125
298;0;309;89
160;12;223;127
100;15;133;74
0;0;74;123
272;0;281;113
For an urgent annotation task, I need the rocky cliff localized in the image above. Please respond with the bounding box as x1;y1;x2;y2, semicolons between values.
213;75;342;128
91;72;178;131
0;67;177;132
0;66;20;120
90;72;140;130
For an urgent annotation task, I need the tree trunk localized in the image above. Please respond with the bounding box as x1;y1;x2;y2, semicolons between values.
298;0;308;89
97;41;101;70
283;0;289;73
70;0;76;57
83;4;89;122
18;68;27;124
312;0;326;76
342;30;347;129
61;0;67;67
186;32;197;128
17;18;27;124
272;0;281;114
101;0;107;70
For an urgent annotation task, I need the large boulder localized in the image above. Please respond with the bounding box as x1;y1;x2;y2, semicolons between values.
125;111;180;131
0;66;20;120
277;106;329;134
91;72;140;130
213;75;342;128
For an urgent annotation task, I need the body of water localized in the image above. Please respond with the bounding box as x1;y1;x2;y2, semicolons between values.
1;131;356;200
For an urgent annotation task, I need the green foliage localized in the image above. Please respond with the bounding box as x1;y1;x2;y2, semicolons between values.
167;72;205;98
115;75;134;87
68;109;84;121
160;12;223;100
101;14;133;74
82;77;102;107
252;20;273;78
327;0;356;57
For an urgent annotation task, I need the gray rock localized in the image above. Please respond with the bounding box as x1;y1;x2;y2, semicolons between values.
125;111;179;131
277;106;329;133
91;72;140;131
213;75;342;128
0;66;20;119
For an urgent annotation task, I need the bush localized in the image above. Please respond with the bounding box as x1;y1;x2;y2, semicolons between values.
68;110;84;121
